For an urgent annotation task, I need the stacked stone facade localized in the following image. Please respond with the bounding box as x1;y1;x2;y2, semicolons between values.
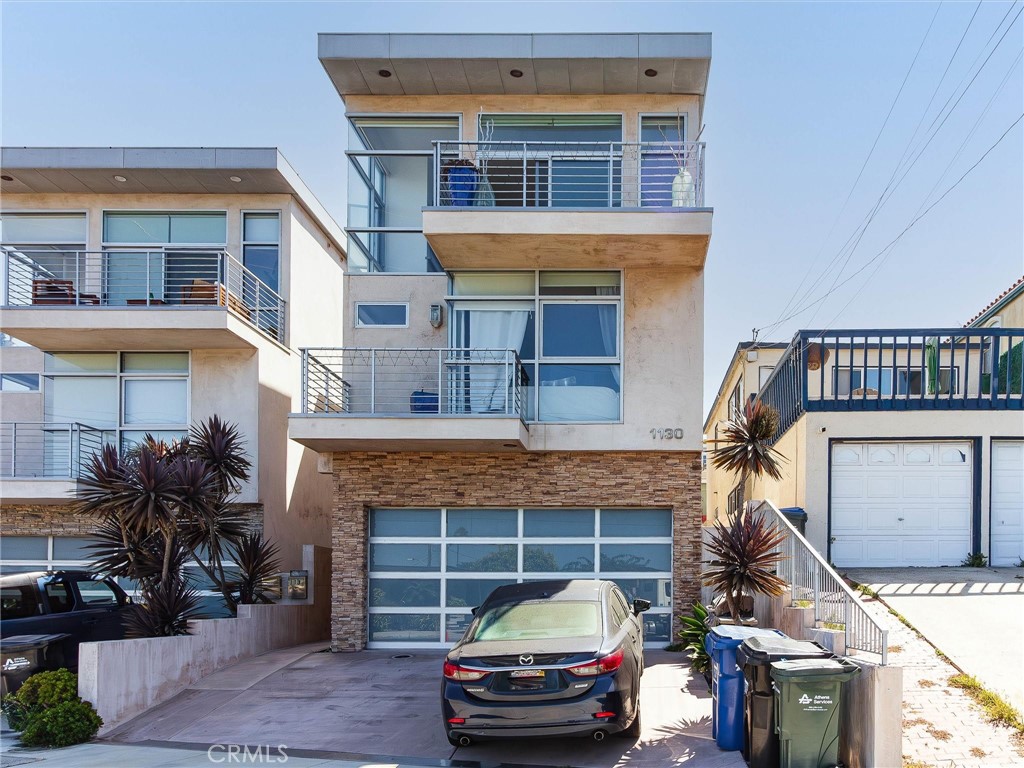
1;503;265;539
330;450;702;651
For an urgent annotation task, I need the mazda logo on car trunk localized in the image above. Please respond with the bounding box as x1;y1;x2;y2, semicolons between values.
518;654;533;666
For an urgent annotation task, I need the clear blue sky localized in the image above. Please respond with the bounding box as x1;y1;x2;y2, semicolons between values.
3;1;1022;412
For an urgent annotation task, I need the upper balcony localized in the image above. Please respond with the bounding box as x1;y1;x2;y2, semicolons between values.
1;249;285;350
0;421;103;503
289;347;529;452
422;140;711;270
759;328;1024;442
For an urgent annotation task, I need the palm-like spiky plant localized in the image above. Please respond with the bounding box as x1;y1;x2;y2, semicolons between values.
703;511;788;622
75;417;266;635
229;533;282;605
711;399;786;517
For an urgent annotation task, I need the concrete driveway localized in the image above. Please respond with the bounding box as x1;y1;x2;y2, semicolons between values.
109;647;744;768
845;567;1024;711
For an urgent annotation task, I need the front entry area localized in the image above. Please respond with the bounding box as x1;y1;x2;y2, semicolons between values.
991;440;1024;567
830;441;973;567
367;507;674;648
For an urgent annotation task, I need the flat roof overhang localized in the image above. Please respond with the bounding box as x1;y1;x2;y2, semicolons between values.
1;479;79;505
422;208;712;269
318;33;711;99
0;307;283;351
288;414;529;452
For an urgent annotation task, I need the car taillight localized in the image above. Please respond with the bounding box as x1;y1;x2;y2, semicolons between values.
566;648;625;677
443;660;490;682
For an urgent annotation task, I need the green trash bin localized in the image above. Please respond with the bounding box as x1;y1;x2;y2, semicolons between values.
772;657;860;768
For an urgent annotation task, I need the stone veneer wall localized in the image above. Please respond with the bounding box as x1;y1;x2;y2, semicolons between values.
330;451;702;651
1;503;265;537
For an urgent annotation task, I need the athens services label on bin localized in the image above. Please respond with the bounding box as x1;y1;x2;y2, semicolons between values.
797;693;834;712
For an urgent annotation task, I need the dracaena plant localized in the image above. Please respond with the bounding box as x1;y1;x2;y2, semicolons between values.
702;510;788;622
76;416;265;636
711;399;786;518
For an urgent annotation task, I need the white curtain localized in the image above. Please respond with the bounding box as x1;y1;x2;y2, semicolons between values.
597;303;620;385
467;309;529;412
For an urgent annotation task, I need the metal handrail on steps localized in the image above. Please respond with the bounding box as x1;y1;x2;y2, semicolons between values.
755;499;888;665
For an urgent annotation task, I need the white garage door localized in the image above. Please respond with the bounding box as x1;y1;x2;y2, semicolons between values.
831;442;973;567
991;441;1024;567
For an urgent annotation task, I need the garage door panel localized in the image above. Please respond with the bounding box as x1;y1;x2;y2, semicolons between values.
866;476;900;498
991;441;1024;567
833;476;864;498
832;441;973;568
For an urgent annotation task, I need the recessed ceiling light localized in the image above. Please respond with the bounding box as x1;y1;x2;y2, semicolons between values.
229;176;243;183
378;69;392;78
509;69;524;78
644;69;658;77
0;175;13;182
113;175;128;182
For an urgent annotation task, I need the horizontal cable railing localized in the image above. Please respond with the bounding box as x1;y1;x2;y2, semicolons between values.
2;248;285;343
755;499;888;665
301;348;525;418
433;141;705;209
758;327;1024;443
0;422;106;479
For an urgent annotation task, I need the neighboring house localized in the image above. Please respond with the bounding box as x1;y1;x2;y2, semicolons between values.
702;341;789;524
0;147;347;610
705;276;1024;570
290;33;714;650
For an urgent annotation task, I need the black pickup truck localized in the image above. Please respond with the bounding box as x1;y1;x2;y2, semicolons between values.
0;571;130;676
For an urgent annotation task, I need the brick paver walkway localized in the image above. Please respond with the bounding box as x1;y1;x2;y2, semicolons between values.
855;589;1024;768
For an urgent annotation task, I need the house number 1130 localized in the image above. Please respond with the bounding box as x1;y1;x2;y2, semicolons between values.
651;428;685;440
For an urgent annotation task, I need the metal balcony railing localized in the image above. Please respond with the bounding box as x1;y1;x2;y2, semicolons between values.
755;500;888;664
2;248;285;343
433;141;705;209
301;348;526;418
0;422;106;479
759;328;1024;444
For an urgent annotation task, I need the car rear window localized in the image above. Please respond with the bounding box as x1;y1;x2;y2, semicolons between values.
1;585;40;619
470;601;600;641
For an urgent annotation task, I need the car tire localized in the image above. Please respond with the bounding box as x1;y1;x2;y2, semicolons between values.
620;699;641;740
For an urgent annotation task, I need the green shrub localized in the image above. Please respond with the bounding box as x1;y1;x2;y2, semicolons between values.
677;602;712;679
2;669;102;747
960;552;988;567
19;700;102;748
13;669;78;710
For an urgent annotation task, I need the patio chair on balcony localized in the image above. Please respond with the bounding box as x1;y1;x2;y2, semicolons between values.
181;279;251;319
31;278;99;306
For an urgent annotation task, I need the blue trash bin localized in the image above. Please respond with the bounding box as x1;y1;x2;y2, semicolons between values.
705;625;785;751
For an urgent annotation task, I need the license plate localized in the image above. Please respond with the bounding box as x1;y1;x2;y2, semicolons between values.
509;669;545;678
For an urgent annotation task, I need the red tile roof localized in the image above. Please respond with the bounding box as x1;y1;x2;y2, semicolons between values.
964;275;1024;327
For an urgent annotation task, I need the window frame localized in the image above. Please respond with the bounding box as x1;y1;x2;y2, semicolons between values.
0;373;41;392
448;270;623;424
1;210;89;303
834;366;895;397
241;210;282;293
354;302;411;329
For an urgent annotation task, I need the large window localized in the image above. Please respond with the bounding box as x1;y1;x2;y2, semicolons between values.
450;271;622;422
835;367;894;397
43;351;190;452
242;212;280;293
1;212;87;303
346;116;459;273
368;507;673;647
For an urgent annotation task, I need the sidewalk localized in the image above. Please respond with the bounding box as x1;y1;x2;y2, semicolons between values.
852;586;1024;768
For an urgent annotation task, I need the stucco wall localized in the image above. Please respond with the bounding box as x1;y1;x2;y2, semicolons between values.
344;273;448;349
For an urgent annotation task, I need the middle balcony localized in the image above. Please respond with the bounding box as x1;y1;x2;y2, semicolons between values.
422;140;712;270
290;347;530;452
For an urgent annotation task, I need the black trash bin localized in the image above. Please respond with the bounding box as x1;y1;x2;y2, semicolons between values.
0;634;69;696
780;507;808;535
737;635;832;767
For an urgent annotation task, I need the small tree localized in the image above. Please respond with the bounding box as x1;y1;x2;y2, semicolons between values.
76;417;280;636
704;399;789;621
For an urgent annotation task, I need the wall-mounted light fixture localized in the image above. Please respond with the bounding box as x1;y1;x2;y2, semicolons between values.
429;303;444;328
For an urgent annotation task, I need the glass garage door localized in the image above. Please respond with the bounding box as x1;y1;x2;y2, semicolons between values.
368;507;673;648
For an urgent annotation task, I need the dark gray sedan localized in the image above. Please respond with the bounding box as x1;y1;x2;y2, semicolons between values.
441;579;649;746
